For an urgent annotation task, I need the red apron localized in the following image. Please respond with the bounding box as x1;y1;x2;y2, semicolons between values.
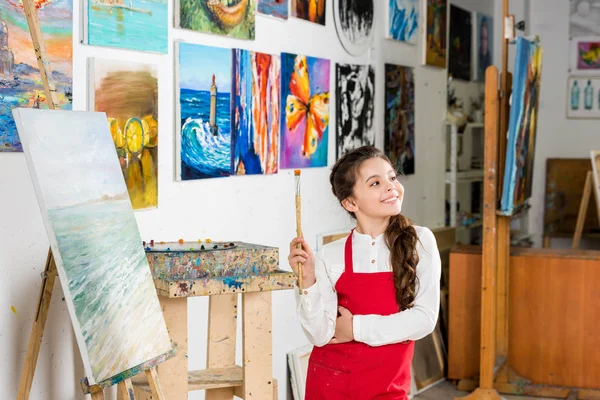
305;232;414;399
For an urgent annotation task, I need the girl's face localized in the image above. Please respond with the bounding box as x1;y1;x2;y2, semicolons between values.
342;157;404;219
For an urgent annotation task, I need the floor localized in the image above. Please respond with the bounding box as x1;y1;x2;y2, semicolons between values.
413;380;555;400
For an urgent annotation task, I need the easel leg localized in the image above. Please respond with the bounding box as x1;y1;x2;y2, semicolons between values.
118;379;136;400
573;171;593;250
156;297;188;399
17;249;57;400
91;390;105;400
242;291;274;399
206;294;237;400
145;367;166;399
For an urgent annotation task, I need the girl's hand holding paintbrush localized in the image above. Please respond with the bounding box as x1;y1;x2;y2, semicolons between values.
287;238;316;289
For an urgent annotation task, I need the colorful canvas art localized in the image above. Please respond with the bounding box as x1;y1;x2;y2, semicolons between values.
387;0;418;44
448;4;472;81
13;108;172;384
335;63;375;160
280;52;330;169
232;49;280;175
291;0;326;25
384;63;415;175
86;0;167;53
257;0;288;20
0;0;73;152
176;42;232;180
500;37;543;214
423;0;447;68
178;0;255;40
333;0;374;56
90;59;158;210
577;41;600;69
475;13;493;81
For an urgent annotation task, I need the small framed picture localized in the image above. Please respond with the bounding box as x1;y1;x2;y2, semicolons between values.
566;75;600;119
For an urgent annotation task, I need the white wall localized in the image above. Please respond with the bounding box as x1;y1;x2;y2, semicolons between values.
0;1;496;399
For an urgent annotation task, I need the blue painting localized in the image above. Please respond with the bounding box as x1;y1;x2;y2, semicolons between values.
387;0;418;44
177;42;232;180
87;0;168;54
258;0;288;20
475;13;493;82
13;108;172;383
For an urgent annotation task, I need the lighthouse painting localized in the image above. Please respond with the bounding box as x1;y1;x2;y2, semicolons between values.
176;42;232;181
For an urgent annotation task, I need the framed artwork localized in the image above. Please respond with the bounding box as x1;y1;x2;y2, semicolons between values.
257;0;288;20
474;12;493;82
448;4;472;81
292;0;326;25
387;0;418;44
569;0;600;37
567;75;600;119
569;37;600;73
176;0;255;39
333;0;374;56
422;0;447;68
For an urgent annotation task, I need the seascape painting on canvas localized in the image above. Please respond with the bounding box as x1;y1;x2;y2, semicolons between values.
232;49;280;175
280;52;330;169
258;0;288;20
0;0;73;152
179;0;255;40
86;0;168;53
177;42;232;180
336;63;375;159
384;63;415;175
13;109;171;384
91;58;158;210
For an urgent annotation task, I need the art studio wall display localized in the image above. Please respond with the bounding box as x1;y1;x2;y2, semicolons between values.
232;49;280;175
292;0;326;25
501;37;543;214
423;0;447;68
384;63;415;175
448;4;472;81
567;75;600;118
569;0;600;37
13;108;172;384
89;58;158;210
176;0;256;40
280;52;330;169
257;0;288;20
84;0;167;53
387;0;418;44
333;0;374;56
335;63;375;160
176;42;232;180
474;12;493;82
0;0;73;152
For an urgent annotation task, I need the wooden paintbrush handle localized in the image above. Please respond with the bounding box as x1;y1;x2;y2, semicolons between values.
295;195;303;293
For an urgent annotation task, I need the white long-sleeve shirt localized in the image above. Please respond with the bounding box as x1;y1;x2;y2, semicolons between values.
296;226;441;347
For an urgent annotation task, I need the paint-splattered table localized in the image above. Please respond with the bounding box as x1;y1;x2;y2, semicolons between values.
121;241;295;400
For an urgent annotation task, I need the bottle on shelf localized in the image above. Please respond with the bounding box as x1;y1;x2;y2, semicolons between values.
585;79;593;110
571;80;580;110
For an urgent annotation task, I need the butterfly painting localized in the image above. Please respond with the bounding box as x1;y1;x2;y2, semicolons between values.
280;53;330;169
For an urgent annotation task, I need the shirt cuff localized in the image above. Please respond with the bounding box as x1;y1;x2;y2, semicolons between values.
353;314;363;343
300;281;320;315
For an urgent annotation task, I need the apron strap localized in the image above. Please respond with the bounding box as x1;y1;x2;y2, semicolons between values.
344;230;354;274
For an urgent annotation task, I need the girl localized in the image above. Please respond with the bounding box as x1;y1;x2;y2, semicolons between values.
288;146;441;399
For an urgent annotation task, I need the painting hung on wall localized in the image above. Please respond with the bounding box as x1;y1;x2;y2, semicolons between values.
176;42;232;180
232;49;280;175
475;13;493;82
333;0;374;56
384;63;415;175
177;0;256;40
85;0;167;53
0;0;73;152
500;37;543;215
292;0;326;25
336;63;375;160
280;52;330;169
448;4;472;81
569;0;600;37
89;58;158;210
567;75;600;118
14;108;172;384
569;39;600;71
423;0;447;68
387;0;418;44
257;0;288;20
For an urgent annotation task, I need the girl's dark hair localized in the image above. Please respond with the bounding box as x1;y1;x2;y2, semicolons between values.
330;145;419;311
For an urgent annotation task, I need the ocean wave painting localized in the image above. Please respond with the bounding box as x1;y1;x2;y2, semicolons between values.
387;0;418;44
13;109;171;384
177;42;232;180
258;0;288;20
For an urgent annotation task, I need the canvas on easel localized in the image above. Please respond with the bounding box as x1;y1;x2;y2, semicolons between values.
13;108;173;393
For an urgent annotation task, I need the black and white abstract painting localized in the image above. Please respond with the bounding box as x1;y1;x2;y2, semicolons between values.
333;0;375;56
336;63;375;160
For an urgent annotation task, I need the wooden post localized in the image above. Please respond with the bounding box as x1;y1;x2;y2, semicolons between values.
17;250;57;400
573;171;593;249
21;0;60;109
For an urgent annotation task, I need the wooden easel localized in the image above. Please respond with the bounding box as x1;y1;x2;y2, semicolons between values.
17;250;170;399
572;171;594;250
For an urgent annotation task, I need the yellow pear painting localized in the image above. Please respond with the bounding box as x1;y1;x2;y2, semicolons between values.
91;59;158;210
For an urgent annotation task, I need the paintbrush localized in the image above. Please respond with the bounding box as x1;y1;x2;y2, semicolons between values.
294;170;303;294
